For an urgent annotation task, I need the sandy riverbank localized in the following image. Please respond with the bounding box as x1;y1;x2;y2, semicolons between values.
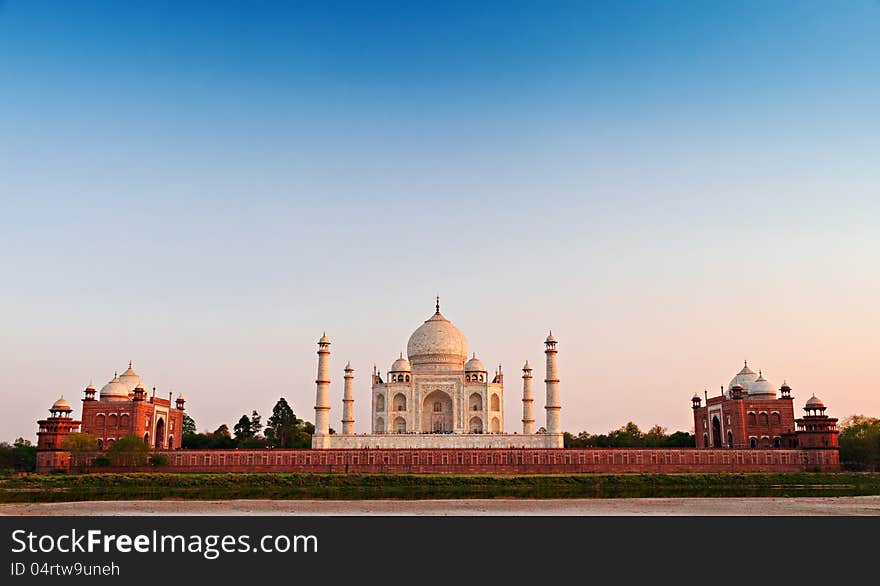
2;496;879;516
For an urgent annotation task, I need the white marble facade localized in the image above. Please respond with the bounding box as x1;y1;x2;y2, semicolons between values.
312;299;563;449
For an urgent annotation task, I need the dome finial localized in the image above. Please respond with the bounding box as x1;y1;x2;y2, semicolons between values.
435;295;440;314
129;360;132;369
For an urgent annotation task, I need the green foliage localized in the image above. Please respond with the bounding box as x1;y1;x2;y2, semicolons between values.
62;433;99;456
233;411;265;445
233;415;253;440
839;415;880;471
0;438;37;472
182;423;238;449
265;398;312;448
150;454;169;467
2;472;880;503
250;411;262;435
564;423;695;448
106;435;150;467
238;436;269;449
62;433;100;472
92;457;111;467
182;414;196;436
175;400;315;450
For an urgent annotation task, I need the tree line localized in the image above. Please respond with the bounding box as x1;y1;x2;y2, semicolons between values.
564;422;696;448
181;397;315;449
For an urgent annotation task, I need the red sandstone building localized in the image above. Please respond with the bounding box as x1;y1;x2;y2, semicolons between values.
78;363;185;451
35;396;82;472
692;361;838;450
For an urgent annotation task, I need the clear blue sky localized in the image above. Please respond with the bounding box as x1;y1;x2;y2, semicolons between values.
2;1;878;442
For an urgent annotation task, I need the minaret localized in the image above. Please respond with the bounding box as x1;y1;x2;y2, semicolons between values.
342;361;355;435
313;333;332;447
544;332;561;441
522;360;535;434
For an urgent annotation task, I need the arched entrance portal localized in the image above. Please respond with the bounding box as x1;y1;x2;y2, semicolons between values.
421;390;453;433
155;417;165;449
711;416;722;448
469;416;483;433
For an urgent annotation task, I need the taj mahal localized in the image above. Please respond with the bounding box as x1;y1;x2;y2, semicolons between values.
311;298;564;449
33;296;842;473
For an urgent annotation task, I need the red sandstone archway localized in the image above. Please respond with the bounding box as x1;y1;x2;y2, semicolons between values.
711;416;722;448
155;417;165;449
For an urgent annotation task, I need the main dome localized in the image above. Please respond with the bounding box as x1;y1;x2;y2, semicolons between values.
406;308;468;369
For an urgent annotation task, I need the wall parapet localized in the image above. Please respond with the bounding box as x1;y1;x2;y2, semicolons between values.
62;447;840;474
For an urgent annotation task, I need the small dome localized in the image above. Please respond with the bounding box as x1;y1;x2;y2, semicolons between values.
545;332;557;344
391;353;411;372
523;360;531;371
692;393;701;401
727;361;758;396
177;393;186;401
51;396;71;411
344;361;354;372
805;395;824;408
465;354;486;372
318;333;331;344
100;375;130;402
749;371;776;399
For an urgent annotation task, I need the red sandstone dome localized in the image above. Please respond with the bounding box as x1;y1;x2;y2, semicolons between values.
51;396;72;411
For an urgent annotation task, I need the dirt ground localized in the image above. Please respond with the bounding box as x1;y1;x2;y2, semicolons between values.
2;496;879;516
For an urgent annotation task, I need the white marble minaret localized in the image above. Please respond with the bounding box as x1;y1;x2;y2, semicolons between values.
544;332;561;435
312;333;332;447
342;361;355;435
521;360;535;434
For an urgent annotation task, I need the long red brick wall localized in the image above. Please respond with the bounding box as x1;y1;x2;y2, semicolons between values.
76;447;840;474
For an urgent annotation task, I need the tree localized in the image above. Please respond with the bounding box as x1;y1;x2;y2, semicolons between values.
839;415;880;471
233;414;254;440
0;439;37;473
250;411;263;435
608;422;644;447
644;425;667;447
62;433;99;471
107;435;150;467
182;414;196;436
150;453;169;466
12;438;36;472
265;398;298;448
665;431;696;447
211;424;236;449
